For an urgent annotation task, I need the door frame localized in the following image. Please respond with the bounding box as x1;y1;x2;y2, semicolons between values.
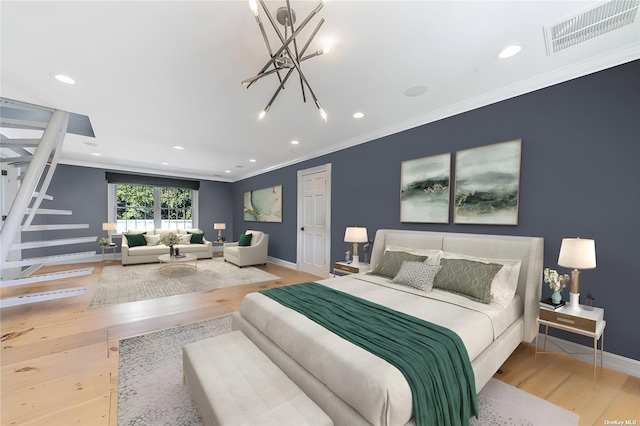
296;163;332;276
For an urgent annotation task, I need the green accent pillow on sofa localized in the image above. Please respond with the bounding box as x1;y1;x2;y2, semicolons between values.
187;231;205;244
124;232;147;248
238;233;253;247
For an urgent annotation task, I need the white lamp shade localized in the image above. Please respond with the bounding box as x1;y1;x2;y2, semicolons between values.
214;223;226;230
344;227;368;243
102;223;117;231
558;238;596;269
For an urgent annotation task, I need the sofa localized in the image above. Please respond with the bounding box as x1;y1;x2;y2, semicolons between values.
121;228;213;266
223;230;269;267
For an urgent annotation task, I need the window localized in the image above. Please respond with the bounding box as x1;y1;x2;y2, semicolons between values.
109;183;198;233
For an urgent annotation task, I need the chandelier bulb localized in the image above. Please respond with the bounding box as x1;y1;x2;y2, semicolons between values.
258;110;267;121
319;108;327;122
322;47;331;54
249;0;259;16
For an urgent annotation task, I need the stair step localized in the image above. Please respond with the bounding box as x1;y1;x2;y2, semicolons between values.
0;138;40;147
0;286;90;308
11;236;98;250
2;251;97;268
25;208;72;215
1;155;33;164
0;117;48;130
33;191;53;201
1;268;94;288
20;224;90;231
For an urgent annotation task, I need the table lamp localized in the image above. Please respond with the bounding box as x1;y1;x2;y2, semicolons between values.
214;223;226;241
558;237;596;312
102;223;117;244
344;227;368;265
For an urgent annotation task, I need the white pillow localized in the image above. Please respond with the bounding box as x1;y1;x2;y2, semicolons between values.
391;261;440;292
385;245;442;266
144;234;161;245
178;234;192;244
439;251;522;308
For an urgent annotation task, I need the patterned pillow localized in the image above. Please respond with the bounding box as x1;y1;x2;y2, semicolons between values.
434;258;503;304
368;251;428;279
391;261;440;292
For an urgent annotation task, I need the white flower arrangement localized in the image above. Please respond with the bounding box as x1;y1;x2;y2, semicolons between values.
160;232;180;247
543;268;570;292
97;237;110;247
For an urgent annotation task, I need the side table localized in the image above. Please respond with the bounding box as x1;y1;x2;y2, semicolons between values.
333;261;370;277
101;244;117;261
535;304;605;385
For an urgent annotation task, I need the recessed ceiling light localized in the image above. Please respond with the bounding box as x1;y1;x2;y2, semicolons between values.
161;162;169;165
225;170;231;173
249;159;256;162
173;145;184;150
52;73;76;85
291;140;299;145
353;112;364;119
404;85;428;97
497;45;522;59
91;152;100;156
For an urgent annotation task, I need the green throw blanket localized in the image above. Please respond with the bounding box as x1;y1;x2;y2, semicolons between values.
260;282;478;426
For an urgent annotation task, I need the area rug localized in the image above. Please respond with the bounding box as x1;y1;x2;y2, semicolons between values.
118;317;580;426
90;258;280;308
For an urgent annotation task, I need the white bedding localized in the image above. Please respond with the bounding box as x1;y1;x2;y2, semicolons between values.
240;274;524;426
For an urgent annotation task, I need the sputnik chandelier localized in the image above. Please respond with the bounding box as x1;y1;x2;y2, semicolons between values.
242;0;329;122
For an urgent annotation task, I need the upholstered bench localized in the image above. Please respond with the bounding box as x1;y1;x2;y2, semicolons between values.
183;330;333;426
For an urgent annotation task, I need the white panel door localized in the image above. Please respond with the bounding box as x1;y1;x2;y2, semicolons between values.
297;164;331;277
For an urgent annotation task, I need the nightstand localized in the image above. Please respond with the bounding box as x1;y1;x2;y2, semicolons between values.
333;261;370;277
535;305;605;385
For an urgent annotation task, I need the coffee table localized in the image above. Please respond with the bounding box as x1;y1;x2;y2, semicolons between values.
158;253;198;275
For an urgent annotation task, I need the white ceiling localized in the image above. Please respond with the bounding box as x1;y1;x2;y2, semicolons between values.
2;1;639;182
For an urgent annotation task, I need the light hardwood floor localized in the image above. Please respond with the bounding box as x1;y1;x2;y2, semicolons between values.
1;260;638;425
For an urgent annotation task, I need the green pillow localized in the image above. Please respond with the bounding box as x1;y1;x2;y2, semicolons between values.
238;233;253;247
433;258;503;304
124;232;147;248
368;251;428;279
187;231;205;244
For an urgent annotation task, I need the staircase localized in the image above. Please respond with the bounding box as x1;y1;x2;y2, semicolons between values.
1;98;97;307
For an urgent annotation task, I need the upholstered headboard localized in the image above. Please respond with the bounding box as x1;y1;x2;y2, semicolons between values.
370;229;544;343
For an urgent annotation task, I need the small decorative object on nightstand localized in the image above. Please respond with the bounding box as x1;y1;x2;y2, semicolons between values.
334;261;370;277
543;268;569;304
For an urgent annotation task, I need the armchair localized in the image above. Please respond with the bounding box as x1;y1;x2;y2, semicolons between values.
223;230;269;267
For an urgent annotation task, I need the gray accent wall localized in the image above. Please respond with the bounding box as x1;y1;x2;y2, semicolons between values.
232;60;640;360
25;165;233;258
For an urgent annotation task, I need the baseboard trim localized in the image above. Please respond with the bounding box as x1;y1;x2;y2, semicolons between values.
267;256;297;270
537;332;640;378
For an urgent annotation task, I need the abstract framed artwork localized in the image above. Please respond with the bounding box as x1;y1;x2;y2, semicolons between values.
454;139;522;225
244;185;282;222
400;153;451;223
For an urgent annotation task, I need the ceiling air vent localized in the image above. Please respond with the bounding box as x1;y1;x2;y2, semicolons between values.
543;0;639;55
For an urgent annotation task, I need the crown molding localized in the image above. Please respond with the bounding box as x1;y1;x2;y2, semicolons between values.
58;158;233;183
236;45;640;182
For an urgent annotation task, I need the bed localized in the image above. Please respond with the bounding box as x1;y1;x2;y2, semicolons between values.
231;229;544;426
